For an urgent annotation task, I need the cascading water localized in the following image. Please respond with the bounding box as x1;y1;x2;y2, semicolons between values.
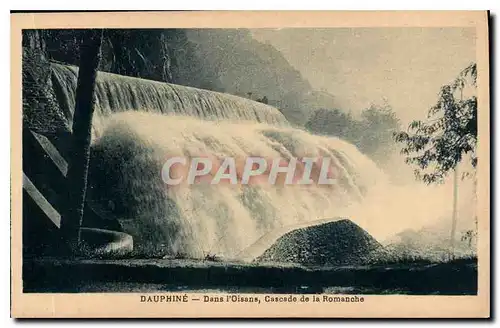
86;112;388;259
45;63;475;261
50;63;289;139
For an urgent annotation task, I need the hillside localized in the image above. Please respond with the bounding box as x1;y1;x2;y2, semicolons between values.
25;29;336;126
185;29;337;125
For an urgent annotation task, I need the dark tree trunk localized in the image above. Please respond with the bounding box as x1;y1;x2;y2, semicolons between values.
60;30;103;250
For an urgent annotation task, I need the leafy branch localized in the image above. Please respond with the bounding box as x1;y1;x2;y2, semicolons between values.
394;63;477;184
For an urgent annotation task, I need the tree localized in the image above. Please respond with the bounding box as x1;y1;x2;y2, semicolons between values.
60;30;103;250
357;103;400;164
305;108;356;140
394;63;477;184
394;63;477;258
305;105;400;166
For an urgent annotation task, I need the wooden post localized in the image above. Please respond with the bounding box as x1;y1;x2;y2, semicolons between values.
60;30;103;250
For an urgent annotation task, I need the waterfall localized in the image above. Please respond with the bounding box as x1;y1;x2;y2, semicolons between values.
87;112;388;259
50;63;289;139
23;62;472;261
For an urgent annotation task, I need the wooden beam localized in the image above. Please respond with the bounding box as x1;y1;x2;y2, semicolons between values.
60;30;103;250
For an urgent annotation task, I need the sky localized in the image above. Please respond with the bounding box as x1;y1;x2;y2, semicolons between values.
251;28;476;125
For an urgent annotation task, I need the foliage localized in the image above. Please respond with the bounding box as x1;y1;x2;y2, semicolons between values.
203;252;222;262
358;103;401;161
461;230;477;248
29;29;225;92
305;104;400;166
257;95;269;104
42;29;172;82
22;30;70;133
394;63;477;184
25;28;336;124
305;108;356;139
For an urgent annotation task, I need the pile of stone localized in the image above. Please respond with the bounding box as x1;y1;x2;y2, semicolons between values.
255;219;382;267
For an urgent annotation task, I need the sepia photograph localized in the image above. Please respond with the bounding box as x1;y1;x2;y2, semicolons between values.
10;11;490;318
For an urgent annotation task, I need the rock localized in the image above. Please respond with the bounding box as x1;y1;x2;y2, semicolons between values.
255;219;382;267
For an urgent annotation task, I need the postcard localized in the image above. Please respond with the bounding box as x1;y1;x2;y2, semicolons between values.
11;11;490;318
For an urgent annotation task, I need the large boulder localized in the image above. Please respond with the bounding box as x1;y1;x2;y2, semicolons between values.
255;219;382;267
